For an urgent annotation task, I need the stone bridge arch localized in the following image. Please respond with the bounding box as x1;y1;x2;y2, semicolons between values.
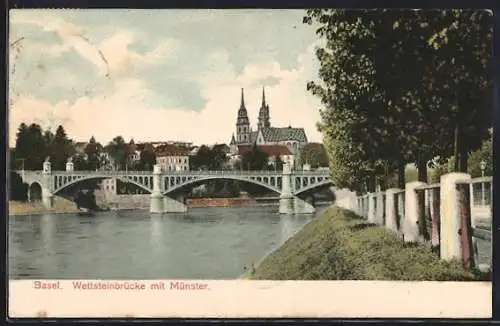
28;182;42;201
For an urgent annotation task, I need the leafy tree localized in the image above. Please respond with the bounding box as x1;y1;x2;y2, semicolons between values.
274;156;285;171
303;9;492;191
72;153;88;171
51;125;75;170
9;171;28;201
467;131;493;177
190;145;228;170
138;147;156;171
300;143;329;168
85;136;102;171
241;144;269;171
105;136;128;170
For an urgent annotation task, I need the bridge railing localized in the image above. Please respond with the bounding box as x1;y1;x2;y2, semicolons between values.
30;169;331;177
354;174;492;272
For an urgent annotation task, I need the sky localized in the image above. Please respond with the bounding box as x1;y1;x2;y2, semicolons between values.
8;9;325;147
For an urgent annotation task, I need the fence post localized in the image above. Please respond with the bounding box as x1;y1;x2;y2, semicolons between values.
404;181;426;243
367;192;375;223
456;181;474;270
385;188;400;232
430;187;441;250
439;173;472;264
376;191;385;225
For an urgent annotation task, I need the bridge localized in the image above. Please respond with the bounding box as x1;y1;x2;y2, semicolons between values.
16;159;333;214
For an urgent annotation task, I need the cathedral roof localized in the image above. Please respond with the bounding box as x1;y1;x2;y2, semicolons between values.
259;127;308;143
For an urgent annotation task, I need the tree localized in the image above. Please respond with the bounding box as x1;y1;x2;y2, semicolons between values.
138;147;156;171
105;136;128;170
467;131;493;178
274;156;285;171
9;171;28;201
190;145;228;170
51;125;75;170
300;143;329;168
241;144;269;171
72;153;88;171
303;9;492;190
85;136;102;171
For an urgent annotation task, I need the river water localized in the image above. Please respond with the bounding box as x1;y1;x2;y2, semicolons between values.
9;205;329;280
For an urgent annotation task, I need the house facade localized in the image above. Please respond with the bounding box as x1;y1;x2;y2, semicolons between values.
155;144;190;172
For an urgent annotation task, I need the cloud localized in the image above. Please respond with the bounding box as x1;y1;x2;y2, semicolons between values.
8;10;324;148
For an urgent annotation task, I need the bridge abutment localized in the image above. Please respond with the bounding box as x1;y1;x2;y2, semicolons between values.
293;196;315;214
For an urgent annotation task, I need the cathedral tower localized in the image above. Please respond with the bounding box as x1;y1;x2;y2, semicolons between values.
257;87;271;130
236;88;251;144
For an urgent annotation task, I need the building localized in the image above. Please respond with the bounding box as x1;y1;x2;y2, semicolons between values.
155;144;190;172
231;144;294;169
229;88;308;168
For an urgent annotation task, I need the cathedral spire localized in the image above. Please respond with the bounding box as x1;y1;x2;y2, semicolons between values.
240;88;245;109
257;87;271;130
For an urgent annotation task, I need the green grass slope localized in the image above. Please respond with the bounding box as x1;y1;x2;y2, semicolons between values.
250;206;487;281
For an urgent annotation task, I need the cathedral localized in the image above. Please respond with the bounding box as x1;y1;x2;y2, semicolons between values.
229;88;308;168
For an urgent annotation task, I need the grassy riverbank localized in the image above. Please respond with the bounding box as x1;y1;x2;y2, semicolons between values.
9;199;80;216
249;206;487;281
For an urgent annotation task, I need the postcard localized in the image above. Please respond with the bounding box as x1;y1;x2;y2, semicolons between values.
7;8;493;319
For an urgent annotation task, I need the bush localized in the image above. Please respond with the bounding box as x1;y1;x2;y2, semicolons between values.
251;206;482;281
9;171;28;201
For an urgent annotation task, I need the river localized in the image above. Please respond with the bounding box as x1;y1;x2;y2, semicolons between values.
9;205;329;280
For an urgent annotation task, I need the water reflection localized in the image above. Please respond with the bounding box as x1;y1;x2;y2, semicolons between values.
9;205;327;279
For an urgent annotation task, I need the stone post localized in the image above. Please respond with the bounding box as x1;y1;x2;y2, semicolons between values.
376;191;385;225
150;164;164;213
385;188;400;232
439;173;472;262
41;160;53;209
279;162;294;214
430;187;441;249
367;193;375;223
403;181;426;243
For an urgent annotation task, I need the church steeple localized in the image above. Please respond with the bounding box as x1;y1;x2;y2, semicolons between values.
257;87;271;130
240;88;245;109
236;88;250;144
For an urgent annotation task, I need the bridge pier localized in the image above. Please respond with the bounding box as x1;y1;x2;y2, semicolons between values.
163;195;187;213
279;162;294;214
150;165;164;213
41;160;53;209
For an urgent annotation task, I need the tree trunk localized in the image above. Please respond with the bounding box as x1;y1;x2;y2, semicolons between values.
453;124;459;172
417;160;428;183
397;162;405;189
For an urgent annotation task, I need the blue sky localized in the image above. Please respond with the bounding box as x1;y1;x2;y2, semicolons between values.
9;9;324;146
